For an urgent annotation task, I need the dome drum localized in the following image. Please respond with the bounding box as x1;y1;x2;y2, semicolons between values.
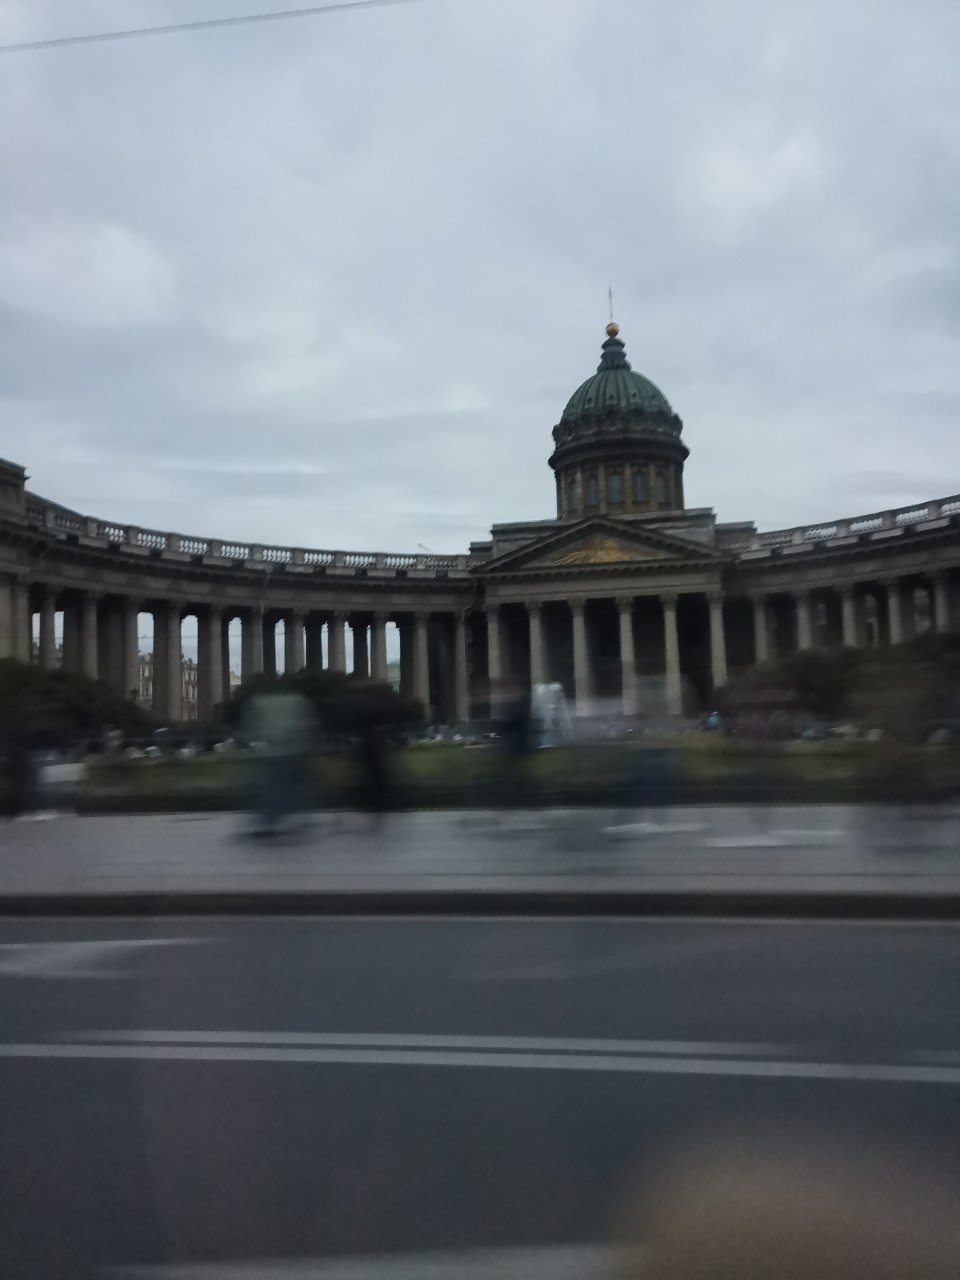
548;324;688;517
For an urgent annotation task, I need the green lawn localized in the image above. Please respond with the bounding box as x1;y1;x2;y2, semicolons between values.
79;739;960;812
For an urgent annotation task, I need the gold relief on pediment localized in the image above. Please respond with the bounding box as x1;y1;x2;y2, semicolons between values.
546;534;664;566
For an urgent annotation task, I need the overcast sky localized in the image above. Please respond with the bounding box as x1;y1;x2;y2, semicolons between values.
1;0;958;557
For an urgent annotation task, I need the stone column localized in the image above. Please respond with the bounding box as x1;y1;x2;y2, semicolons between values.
241;608;264;682
39;588;57;669
399;617;413;696
10;579;31;663
98;599;125;692
486;606;502;683
454;612;469;723
351;616;369;678
571;601;591;715
198;605;224;720
325;610;344;672
528;603;546;687
81;591;99;680
932;574;951;633
305;614;325;670
0;576;28;661
121;598;140;700
886;579;903;645
840;587;857;648
262;614;277;676
284;611;305;674
370;612;388;681
617;596;637;715
61;598;81;672
661;594;682;716
0;574;13;659
413;612;430;714
156;603;183;722
220;615;233;706
795;590;813;652
708;592;728;690
752;594;769;665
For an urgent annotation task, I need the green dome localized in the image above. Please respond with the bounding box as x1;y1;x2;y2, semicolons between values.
561;328;674;423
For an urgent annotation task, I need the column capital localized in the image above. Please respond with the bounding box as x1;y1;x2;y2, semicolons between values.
659;591;679;608
526;601;542;615
706;591;725;607
372;610;388;625
615;595;634;611
330;607;347;621
569;599;586;615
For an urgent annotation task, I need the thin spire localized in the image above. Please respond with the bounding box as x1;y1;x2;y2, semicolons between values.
608;285;614;324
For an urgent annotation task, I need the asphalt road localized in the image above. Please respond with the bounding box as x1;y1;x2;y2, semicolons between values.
1;916;959;1278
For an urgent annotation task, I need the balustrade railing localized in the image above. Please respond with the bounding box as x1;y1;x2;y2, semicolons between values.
20;486;958;572
730;493;960;553
137;530;167;550
177;536;209;556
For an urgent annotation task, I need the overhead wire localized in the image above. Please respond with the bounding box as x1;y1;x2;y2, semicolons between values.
0;0;421;54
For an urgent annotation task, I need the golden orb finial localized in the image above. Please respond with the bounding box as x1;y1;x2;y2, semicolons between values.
605;321;620;337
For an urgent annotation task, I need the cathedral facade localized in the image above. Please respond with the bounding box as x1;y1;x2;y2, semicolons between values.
2;324;959;721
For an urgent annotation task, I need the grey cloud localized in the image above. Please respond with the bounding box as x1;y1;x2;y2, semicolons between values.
1;0;959;553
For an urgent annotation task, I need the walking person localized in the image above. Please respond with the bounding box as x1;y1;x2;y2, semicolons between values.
242;687;315;837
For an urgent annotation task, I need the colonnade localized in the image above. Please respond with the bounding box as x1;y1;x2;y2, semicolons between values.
0;579;471;724
1;568;956;723
750;573;953;661
486;592;698;717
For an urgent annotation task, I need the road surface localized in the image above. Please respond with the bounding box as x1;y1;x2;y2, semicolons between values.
0;915;958;1277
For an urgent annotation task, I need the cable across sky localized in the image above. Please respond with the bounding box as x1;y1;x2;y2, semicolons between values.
0;0;422;55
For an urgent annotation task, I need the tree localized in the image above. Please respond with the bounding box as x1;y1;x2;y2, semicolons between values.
224;669;423;740
0;658;153;746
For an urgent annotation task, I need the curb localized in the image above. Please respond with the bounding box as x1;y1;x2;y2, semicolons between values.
2;890;960;919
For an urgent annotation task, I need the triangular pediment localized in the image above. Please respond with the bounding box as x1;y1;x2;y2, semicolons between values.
476;517;723;576
541;531;672;566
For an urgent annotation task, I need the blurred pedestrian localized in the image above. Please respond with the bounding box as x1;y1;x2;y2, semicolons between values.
242;688;315;837
356;723;393;831
493;679;533;808
0;724;36;820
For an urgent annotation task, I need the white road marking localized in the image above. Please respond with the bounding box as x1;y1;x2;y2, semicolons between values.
111;1243;613;1279
75;1029;794;1057
602;822;706;837
0;939;209;979
771;829;843;842
0;1038;957;1084
702;836;788;848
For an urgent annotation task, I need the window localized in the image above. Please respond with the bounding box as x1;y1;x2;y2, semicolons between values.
655;468;668;504
632;469;647;503
585;473;599;506
565;474;578;514
607;469;624;504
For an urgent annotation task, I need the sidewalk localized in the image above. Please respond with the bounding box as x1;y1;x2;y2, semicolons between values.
4;805;960;915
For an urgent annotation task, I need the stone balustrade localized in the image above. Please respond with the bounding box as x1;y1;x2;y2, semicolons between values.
17;486;960;576
730;493;960;556
16;491;471;578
